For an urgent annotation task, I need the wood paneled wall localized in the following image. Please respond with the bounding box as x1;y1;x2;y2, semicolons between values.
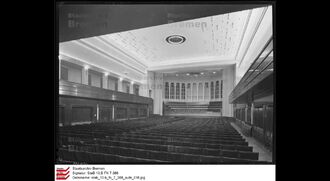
58;80;152;125
59;96;150;125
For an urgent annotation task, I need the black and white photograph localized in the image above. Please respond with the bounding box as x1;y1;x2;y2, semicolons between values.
56;1;275;170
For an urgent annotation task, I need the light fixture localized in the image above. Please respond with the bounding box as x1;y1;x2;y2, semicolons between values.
104;72;109;76
119;77;123;81
166;35;186;45
84;65;89;70
176;74;178;76
186;73;190;76
131;81;134;85
201;72;204;75
213;72;216;74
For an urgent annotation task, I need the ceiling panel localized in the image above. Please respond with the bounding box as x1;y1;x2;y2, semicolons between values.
58;4;268;42
104;8;251;63
60;6;271;77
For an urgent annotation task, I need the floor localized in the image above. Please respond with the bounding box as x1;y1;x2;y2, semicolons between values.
230;122;273;162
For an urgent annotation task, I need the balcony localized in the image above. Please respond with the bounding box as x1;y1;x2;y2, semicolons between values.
59;80;153;105
229;38;274;103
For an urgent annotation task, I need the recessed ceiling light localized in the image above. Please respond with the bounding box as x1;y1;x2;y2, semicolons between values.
213;72;216;74
176;74;178;76
201;72;204;75
166;35;186;45
186;73;190;76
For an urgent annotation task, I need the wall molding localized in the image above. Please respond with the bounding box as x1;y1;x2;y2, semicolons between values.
238;6;268;67
60;53;143;84
75;39;146;75
98;36;149;69
234;9;252;61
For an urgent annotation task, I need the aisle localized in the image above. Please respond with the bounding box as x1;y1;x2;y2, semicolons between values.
230;122;272;162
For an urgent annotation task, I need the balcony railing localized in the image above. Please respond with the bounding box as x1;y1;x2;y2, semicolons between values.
229;37;274;103
59;80;153;105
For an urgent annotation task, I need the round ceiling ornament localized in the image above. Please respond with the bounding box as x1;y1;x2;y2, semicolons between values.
166;35;186;45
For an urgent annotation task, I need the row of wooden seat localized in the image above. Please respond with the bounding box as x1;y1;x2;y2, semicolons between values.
60;132;249;146
60;116;182;133
60;135;258;160
58;117;263;163
59;144;261;163
60;129;244;143
58;148;168;163
143;120;239;135
59;133;253;152
116;134;248;146
126;131;244;141
147;118;236;129
60;129;243;141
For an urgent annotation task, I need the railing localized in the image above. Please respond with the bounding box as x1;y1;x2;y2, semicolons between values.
59;80;153;105
229;37;274;103
164;101;222;115
164;98;222;102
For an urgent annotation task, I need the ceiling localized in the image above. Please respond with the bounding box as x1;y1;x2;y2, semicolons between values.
58;4;267;42
59;5;271;83
104;9;250;65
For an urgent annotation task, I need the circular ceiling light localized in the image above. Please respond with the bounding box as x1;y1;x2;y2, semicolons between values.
166;35;186;45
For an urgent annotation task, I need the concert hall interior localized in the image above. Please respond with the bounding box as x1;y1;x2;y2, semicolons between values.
57;3;274;164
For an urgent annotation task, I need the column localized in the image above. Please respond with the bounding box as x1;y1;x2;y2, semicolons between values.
251;103;254;125
82;67;89;85
130;82;134;94
153;72;163;115
118;79;123;92
209;81;211;101
169;82;171;101
59;58;61;80
96;104;99;122
185;84;187;102
112;105;115;121
190;82;193;102
245;105;248;123
213;81;217;100
222;65;235;116
174;82;176;101
203;82;205;101
103;74;108;89
179;83;181;101
197;82;199;101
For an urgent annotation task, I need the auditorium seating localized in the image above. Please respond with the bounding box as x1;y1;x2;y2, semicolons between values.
164;102;221;115
207;101;222;112
57;117;268;163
